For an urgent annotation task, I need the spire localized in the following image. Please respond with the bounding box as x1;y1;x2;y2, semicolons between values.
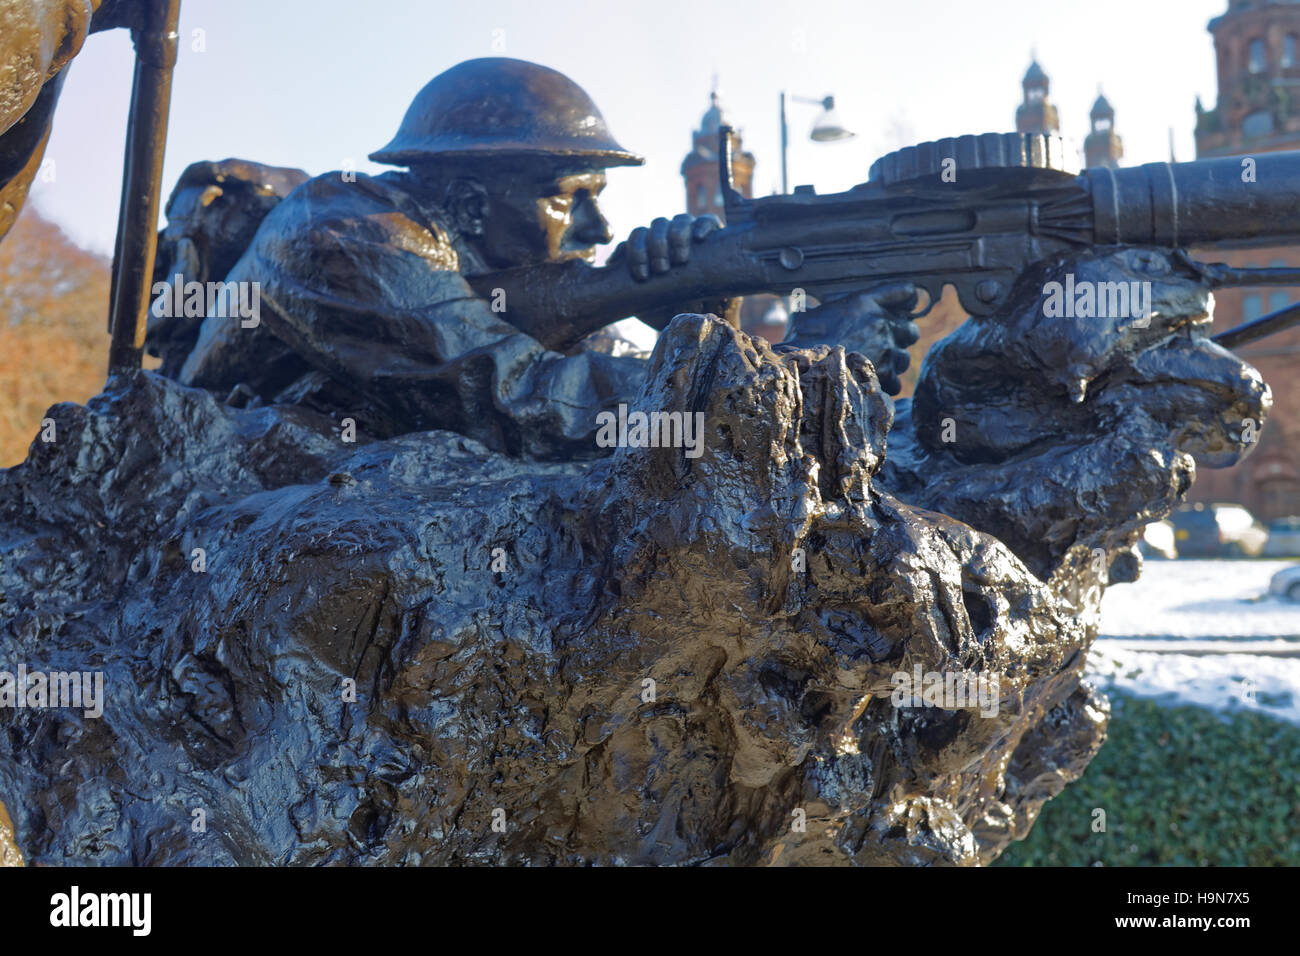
698;79;726;135
1016;55;1059;134
1084;88;1123;168
1091;89;1114;122
1023;59;1049;91
681;78;755;219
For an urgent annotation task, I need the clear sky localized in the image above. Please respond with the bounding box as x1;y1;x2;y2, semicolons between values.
29;0;1228;257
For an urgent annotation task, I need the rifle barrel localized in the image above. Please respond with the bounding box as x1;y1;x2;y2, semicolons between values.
1205;265;1300;288
1091;154;1300;248
1212;299;1300;349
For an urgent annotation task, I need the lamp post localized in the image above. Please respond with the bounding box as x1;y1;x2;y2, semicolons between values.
780;91;855;194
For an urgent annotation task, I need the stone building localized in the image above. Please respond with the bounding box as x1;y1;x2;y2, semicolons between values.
1190;0;1300;521
681;87;755;220
1084;93;1124;168
1016;60;1060;135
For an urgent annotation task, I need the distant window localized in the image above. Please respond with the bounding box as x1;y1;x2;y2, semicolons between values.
1243;109;1274;138
1243;293;1264;320
1028;87;1044;102
1270;258;1289;267
1250;38;1267;73
1270;291;1290;311
1285;34;1298;67
695;183;707;209
1094;117;1112;131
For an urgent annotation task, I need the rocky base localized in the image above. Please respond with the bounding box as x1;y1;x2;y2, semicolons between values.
0;314;1123;865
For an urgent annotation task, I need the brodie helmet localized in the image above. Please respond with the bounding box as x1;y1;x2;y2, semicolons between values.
369;58;643;168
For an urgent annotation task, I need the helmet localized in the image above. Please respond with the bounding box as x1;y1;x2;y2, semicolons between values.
369;58;643;168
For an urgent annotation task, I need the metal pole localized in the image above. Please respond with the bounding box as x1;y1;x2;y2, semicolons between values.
780;91;788;195
1212;298;1300;350
107;0;182;379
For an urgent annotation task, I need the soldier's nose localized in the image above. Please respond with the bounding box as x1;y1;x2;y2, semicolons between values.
572;194;613;246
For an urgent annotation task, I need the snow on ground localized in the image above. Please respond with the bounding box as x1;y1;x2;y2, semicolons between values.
1088;559;1300;725
1099;558;1300;639
1087;646;1300;727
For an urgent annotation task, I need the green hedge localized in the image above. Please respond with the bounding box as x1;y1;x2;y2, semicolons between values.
995;692;1300;866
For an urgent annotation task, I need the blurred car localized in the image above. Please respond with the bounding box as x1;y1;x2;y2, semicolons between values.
1139;519;1177;559
1263;516;1300;557
1269;564;1300;602
1170;502;1268;558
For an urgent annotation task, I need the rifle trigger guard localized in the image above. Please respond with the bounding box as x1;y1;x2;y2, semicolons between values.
911;296;938;319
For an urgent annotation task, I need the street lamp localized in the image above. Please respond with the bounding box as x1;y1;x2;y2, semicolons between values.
780;92;855;194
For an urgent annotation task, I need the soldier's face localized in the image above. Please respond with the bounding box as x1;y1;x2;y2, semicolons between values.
484;170;613;266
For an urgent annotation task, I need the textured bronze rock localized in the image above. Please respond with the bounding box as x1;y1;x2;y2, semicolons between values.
883;247;1269;581
0;240;1262;862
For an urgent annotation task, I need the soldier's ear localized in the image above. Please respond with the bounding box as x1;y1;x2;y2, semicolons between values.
444;178;488;238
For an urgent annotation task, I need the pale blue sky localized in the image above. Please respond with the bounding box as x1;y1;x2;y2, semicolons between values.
29;0;1227;256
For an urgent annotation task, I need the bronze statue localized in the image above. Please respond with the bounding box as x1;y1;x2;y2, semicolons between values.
146;159;310;378
175;58;704;458
4;35;1300;868
173;58;919;455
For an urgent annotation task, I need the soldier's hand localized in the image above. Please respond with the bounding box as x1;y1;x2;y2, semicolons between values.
613;214;722;281
778;281;921;396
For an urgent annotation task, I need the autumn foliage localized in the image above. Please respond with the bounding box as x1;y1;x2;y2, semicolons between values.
0;207;111;466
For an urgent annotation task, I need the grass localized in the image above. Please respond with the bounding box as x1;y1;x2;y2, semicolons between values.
995;691;1300;866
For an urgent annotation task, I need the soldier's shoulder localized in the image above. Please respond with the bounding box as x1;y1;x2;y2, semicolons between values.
270;169;417;221
253;169;459;269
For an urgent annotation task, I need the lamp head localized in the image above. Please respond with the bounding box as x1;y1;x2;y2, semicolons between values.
810;96;855;142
